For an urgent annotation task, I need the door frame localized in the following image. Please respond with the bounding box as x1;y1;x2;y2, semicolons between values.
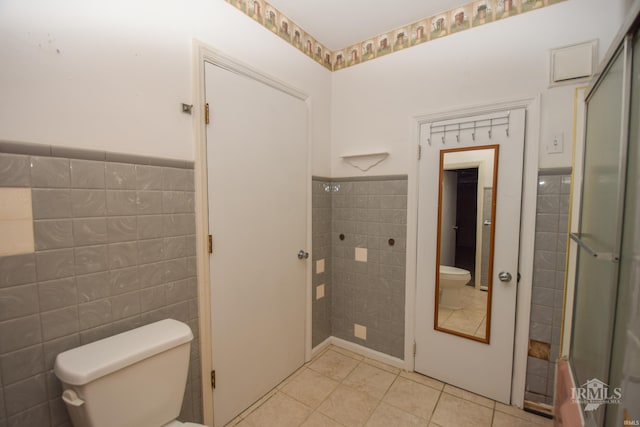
406;97;540;407
191;40;313;426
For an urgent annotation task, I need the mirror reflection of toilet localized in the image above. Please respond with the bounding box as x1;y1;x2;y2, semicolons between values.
54;319;206;427
439;265;471;309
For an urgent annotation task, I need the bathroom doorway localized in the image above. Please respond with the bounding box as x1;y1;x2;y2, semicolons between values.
203;60;309;426
451;167;479;285
414;107;526;403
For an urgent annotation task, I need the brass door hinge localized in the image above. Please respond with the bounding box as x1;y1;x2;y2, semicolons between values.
205;103;210;125
413;342;417;356
211;370;216;388
208;235;213;254
417;145;422;160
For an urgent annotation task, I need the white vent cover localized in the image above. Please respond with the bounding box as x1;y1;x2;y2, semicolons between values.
550;40;598;86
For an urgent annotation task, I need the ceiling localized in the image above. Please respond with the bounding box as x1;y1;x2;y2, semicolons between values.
265;0;471;50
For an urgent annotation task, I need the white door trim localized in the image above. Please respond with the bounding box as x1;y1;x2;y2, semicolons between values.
192;39;313;426
406;96;540;407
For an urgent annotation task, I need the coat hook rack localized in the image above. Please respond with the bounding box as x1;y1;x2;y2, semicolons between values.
427;112;510;145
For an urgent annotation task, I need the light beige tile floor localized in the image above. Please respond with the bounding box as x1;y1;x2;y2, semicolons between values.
438;285;488;338
226;346;553;427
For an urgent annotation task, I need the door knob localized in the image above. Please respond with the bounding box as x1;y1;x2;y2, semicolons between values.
297;250;309;260
498;271;512;282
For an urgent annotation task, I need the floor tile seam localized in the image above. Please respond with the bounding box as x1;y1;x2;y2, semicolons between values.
314;389;355;427
360;357;401;375
424;383;445;425
279;388;318;413
373;398;432;425
326;361;392;427
293;395;321;427
379;374;442;422
337;374;394;402
440;386;495;410
331;346;366;362
435;392;496;426
278;373;339;412
360;393;387;427
309;362;364;426
314;344;334;360
335;356;361;382
312;407;348;427
489;404;496;427
245;390;314;426
236;387;279;421
398;372;445;392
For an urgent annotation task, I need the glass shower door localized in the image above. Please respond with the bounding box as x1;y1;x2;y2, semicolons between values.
570;39;630;425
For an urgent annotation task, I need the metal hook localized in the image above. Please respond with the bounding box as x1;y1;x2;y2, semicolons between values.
488;129;492;139
441;136;445;144
456;124;460;142
427;137;431;145
506;127;510;137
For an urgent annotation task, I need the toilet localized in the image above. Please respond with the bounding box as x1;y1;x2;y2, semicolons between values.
54;319;206;427
438;265;472;309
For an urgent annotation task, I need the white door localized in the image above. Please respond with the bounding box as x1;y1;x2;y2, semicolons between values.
415;108;525;403
205;62;308;426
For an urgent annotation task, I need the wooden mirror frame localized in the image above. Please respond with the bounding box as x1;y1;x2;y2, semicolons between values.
434;144;499;344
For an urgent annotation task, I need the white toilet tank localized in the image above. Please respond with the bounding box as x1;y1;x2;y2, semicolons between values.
54;319;194;427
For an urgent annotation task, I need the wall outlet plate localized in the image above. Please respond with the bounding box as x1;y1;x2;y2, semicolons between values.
316;284;325;300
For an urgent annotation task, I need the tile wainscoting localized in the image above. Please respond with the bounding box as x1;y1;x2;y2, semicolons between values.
0;145;202;427
312;176;407;359
525;168;571;406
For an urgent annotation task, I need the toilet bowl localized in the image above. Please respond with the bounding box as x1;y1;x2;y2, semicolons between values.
54;319;207;427
439;265;471;309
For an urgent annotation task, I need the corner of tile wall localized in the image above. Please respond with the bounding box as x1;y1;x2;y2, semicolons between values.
319;176;408;359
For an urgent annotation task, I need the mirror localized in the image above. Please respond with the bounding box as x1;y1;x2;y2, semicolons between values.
435;145;498;343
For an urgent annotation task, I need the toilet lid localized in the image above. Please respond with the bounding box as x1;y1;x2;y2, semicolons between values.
439;265;470;275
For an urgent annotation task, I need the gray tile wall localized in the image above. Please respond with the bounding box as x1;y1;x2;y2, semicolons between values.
312;179;332;347
329;177;407;359
0;152;202;426
525;171;571;406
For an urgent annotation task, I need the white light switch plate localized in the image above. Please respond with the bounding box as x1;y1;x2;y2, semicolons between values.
316;284;325;300
547;134;564;154
316;259;325;274
355;247;367;262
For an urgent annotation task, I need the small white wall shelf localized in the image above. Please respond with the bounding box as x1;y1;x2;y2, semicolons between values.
340;152;389;172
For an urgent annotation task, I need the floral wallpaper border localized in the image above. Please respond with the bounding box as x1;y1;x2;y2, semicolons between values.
226;0;567;71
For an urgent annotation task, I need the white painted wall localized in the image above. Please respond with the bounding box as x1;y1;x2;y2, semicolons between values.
330;0;626;177
0;0;332;175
